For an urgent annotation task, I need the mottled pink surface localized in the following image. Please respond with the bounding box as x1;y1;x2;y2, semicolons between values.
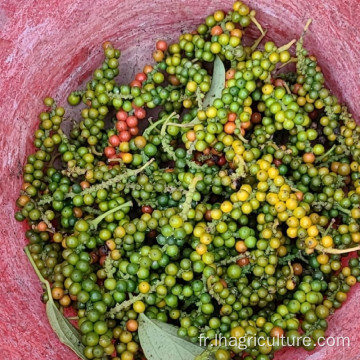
1;0;360;359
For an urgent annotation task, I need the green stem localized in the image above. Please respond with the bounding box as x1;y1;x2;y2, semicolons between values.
144;112;179;139
82;206;102;215
195;87;204;110
269;142;279;150
109;294;148;318
62;166;87;177
89;201;132;229
104;255;117;278
107;277;168;318
166;122;197;128
279;57;298;68
106;92;133;101
147;118;160;133
316;145;336;163
283;81;292;95
324;219;336;236
297;250;309;264
143;118;167;138
180;176;202;220
271;219;279;232
334;204;351;215
160;112;179;137
283;175;301;192
296;19;312;75
90;146;103;157
160;113;204;171
233;155;247;178
288;261;294;278
186;140;197;156
206;276;226;305
235;132;249;143
38;158;155;205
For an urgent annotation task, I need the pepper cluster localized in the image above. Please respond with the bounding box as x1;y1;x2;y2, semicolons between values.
15;2;360;360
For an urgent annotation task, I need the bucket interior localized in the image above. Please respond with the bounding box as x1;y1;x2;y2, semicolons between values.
1;0;360;359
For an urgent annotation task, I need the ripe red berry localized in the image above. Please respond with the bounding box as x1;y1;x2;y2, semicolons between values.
130;80;142;88
228;112;236;122
116;110;128;121
217;156;226;166
116;120;128;132
126;116;138;128
109;134;120;147
119;130;131;142
156;40;168;51
129;127;139;136
134;107;146;120
141;205;153;214
135;72;147;82
104;146;116;158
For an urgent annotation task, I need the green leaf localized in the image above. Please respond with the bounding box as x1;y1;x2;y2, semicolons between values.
189;55;225;126
46;301;87;360
138;313;204;360
24;246;87;360
203;55;225;108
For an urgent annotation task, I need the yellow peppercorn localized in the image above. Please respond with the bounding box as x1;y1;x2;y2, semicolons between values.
321;235;333;248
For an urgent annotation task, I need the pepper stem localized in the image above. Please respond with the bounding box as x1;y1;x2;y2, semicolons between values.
251;29;268;52
91;146;103;156
279;57;298;68
166;122;198;128
316;145;336;163
303;19;312;34
89;201;132;229
145;112;179;139
324;219;336;236
283;81;292;95
180;176;202;220
236;132;249;144
334;204;351;216
315;244;360;254
277;39;296;53
250;11;265;36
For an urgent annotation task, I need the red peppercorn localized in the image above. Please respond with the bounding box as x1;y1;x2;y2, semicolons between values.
116;110;128;121
109;134;120;147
